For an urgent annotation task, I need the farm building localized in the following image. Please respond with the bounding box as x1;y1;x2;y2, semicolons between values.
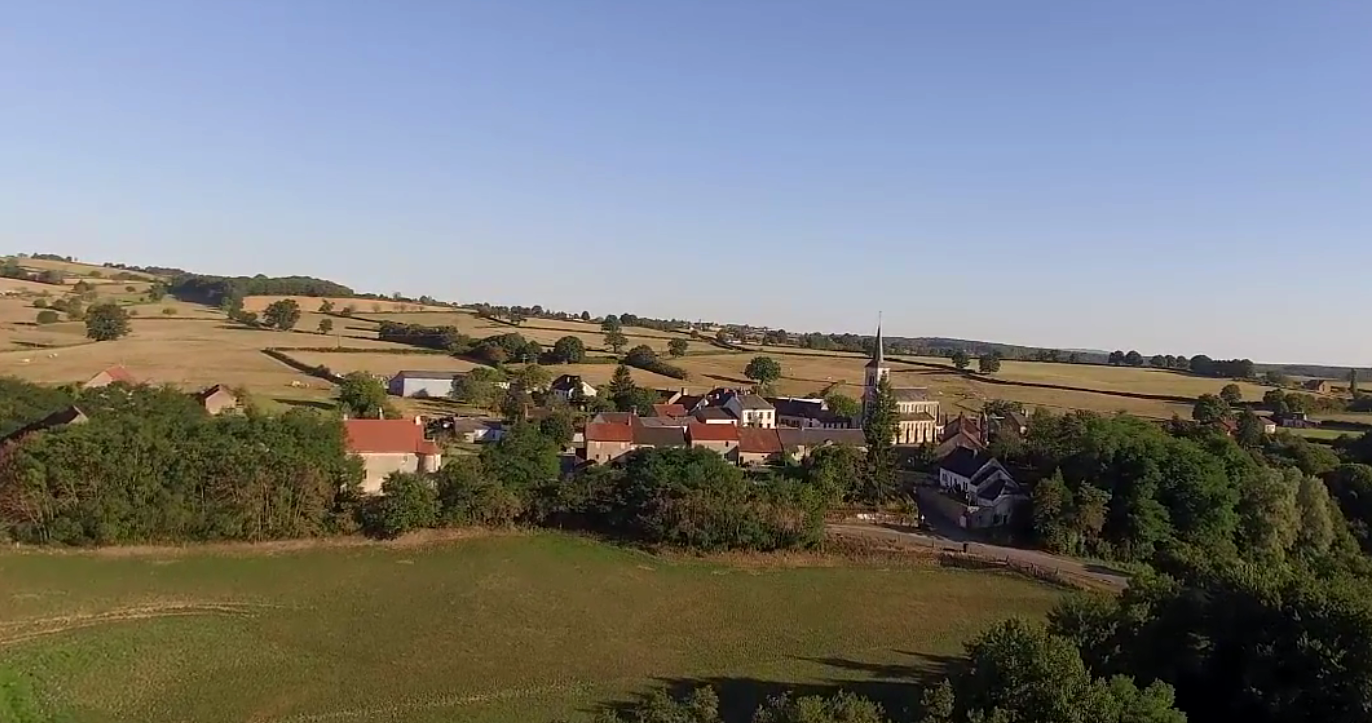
343;417;443;494
387;370;463;398
549;374;597;402
82;365;136;389
193;384;239;415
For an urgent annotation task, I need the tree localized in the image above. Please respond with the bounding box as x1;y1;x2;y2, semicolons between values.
1262;388;1289;414
1236;467;1301;558
336;371;389;418
84;303;131;341
262;299;302;331
1219;383;1243;405
515;363;551;391
1109;350;1125;366
580;310;591;321
1262;370;1289;387
861;376;900;504
951;349;970;370
1149;354;1166;368
64;298;85;320
1326;464;1372;552
604;329;629;354
744;356;783;389
145;283;166;302
551;335;586;364
624;345;659;369
1294;473;1337;555
317;318;334;334
32;297;48;309
361;472;437;538
319;299;335;314
451;367;506;409
35;309;59;324
1191;393;1230;425
977;353;1001;374
538;410;576;448
609;364;638;412
600;315;621;333
1032;470;1072;552
1234;409;1265;448
824;390;860;420
500;383;533;422
339;305;355;317
1124;350;1144;367
667;338;689;358
807;443;864;505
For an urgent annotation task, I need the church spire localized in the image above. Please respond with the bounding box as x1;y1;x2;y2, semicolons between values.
866;314;885;369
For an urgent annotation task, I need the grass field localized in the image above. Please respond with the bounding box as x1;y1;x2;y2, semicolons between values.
286;350;485;376
239;295;448;313
0;533;1062;723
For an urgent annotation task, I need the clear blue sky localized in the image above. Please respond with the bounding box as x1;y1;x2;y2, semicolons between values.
2;1;1368;365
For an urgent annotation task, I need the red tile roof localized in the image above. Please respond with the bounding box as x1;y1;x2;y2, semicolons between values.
585;422;634;443
653;403;689;418
687;422;740;443
90;365;136;384
738;427;783;454
344;419;440;455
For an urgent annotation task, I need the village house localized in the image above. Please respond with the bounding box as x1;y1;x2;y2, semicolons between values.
550;374;598;402
447;417;505;443
193;384;239;415
343;417;443;494
935;414;987;459
776;427;866;461
82;365;136;389
584;421;634;463
693;407;737;425
722;392;776;428
687;421;739;462
1303;379;1333;394
738;427;784;465
861;324;940;444
0;406;88;446
388;370;464;398
769;397;851;429
632;424;688;451
936;447;1027;529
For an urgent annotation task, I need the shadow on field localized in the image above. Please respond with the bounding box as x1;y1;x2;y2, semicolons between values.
272;397;335;410
703;373;751;386
589;651;958;722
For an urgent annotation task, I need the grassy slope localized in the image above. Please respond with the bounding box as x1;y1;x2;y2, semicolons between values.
0;534;1061;723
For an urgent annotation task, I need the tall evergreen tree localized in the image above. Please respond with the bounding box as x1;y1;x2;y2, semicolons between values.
862;376;900;504
608;364;638;412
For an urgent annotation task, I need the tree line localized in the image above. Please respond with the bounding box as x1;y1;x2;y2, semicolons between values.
168;273;356;309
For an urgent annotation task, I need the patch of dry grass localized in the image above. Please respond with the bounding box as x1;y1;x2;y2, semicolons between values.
285;350;484;377
240;295;448;313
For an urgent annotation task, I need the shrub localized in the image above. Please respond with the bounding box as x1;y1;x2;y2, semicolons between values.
361;472;438;538
32;298;47;309
161;307;177;315
35;309;59;324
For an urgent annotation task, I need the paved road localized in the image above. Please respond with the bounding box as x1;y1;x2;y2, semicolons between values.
830;485;1129;589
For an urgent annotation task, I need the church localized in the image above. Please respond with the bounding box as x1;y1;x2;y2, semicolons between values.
861;323;941;444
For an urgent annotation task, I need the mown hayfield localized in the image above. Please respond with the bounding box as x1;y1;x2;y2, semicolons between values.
0;533;1062;723
896;356;1274;402
0;317;418;398
240;295;449;314
363;312;708;354
6;257;160;281
676;352;1195;419
544;362;695;391
286;350;485;377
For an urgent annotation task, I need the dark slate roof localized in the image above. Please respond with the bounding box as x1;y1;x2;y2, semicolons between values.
393;370;465;380
968;462;1007;489
694;407;736;422
899;412;937;422
591;412;636;426
768;397;824;418
893;388;932;402
733;393;773;410
632;425;687;447
1;406;88;445
940;446;993;478
674;395;704;411
639;416;689;428
550;374;586;391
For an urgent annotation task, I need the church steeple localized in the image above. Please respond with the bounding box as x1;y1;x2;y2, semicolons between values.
866;319;885;369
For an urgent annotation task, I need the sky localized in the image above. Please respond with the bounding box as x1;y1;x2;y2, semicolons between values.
1;1;1369;365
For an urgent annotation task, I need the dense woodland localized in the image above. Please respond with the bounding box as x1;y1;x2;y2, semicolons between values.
168;273;357;308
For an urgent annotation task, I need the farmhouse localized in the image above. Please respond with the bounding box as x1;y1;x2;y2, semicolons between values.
776;427;867;459
193;384;239;415
769;397;851;429
344;417;443;494
1303;379;1333;394
936;447;1027;529
550;374;597;402
722;391;776;428
82;365;136;389
584;421;634;464
861;324;940;443
738;427;784;465
687;421;740;462
388;370;463;398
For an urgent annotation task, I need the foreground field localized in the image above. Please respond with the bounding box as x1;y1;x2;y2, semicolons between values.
0;534;1061;723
